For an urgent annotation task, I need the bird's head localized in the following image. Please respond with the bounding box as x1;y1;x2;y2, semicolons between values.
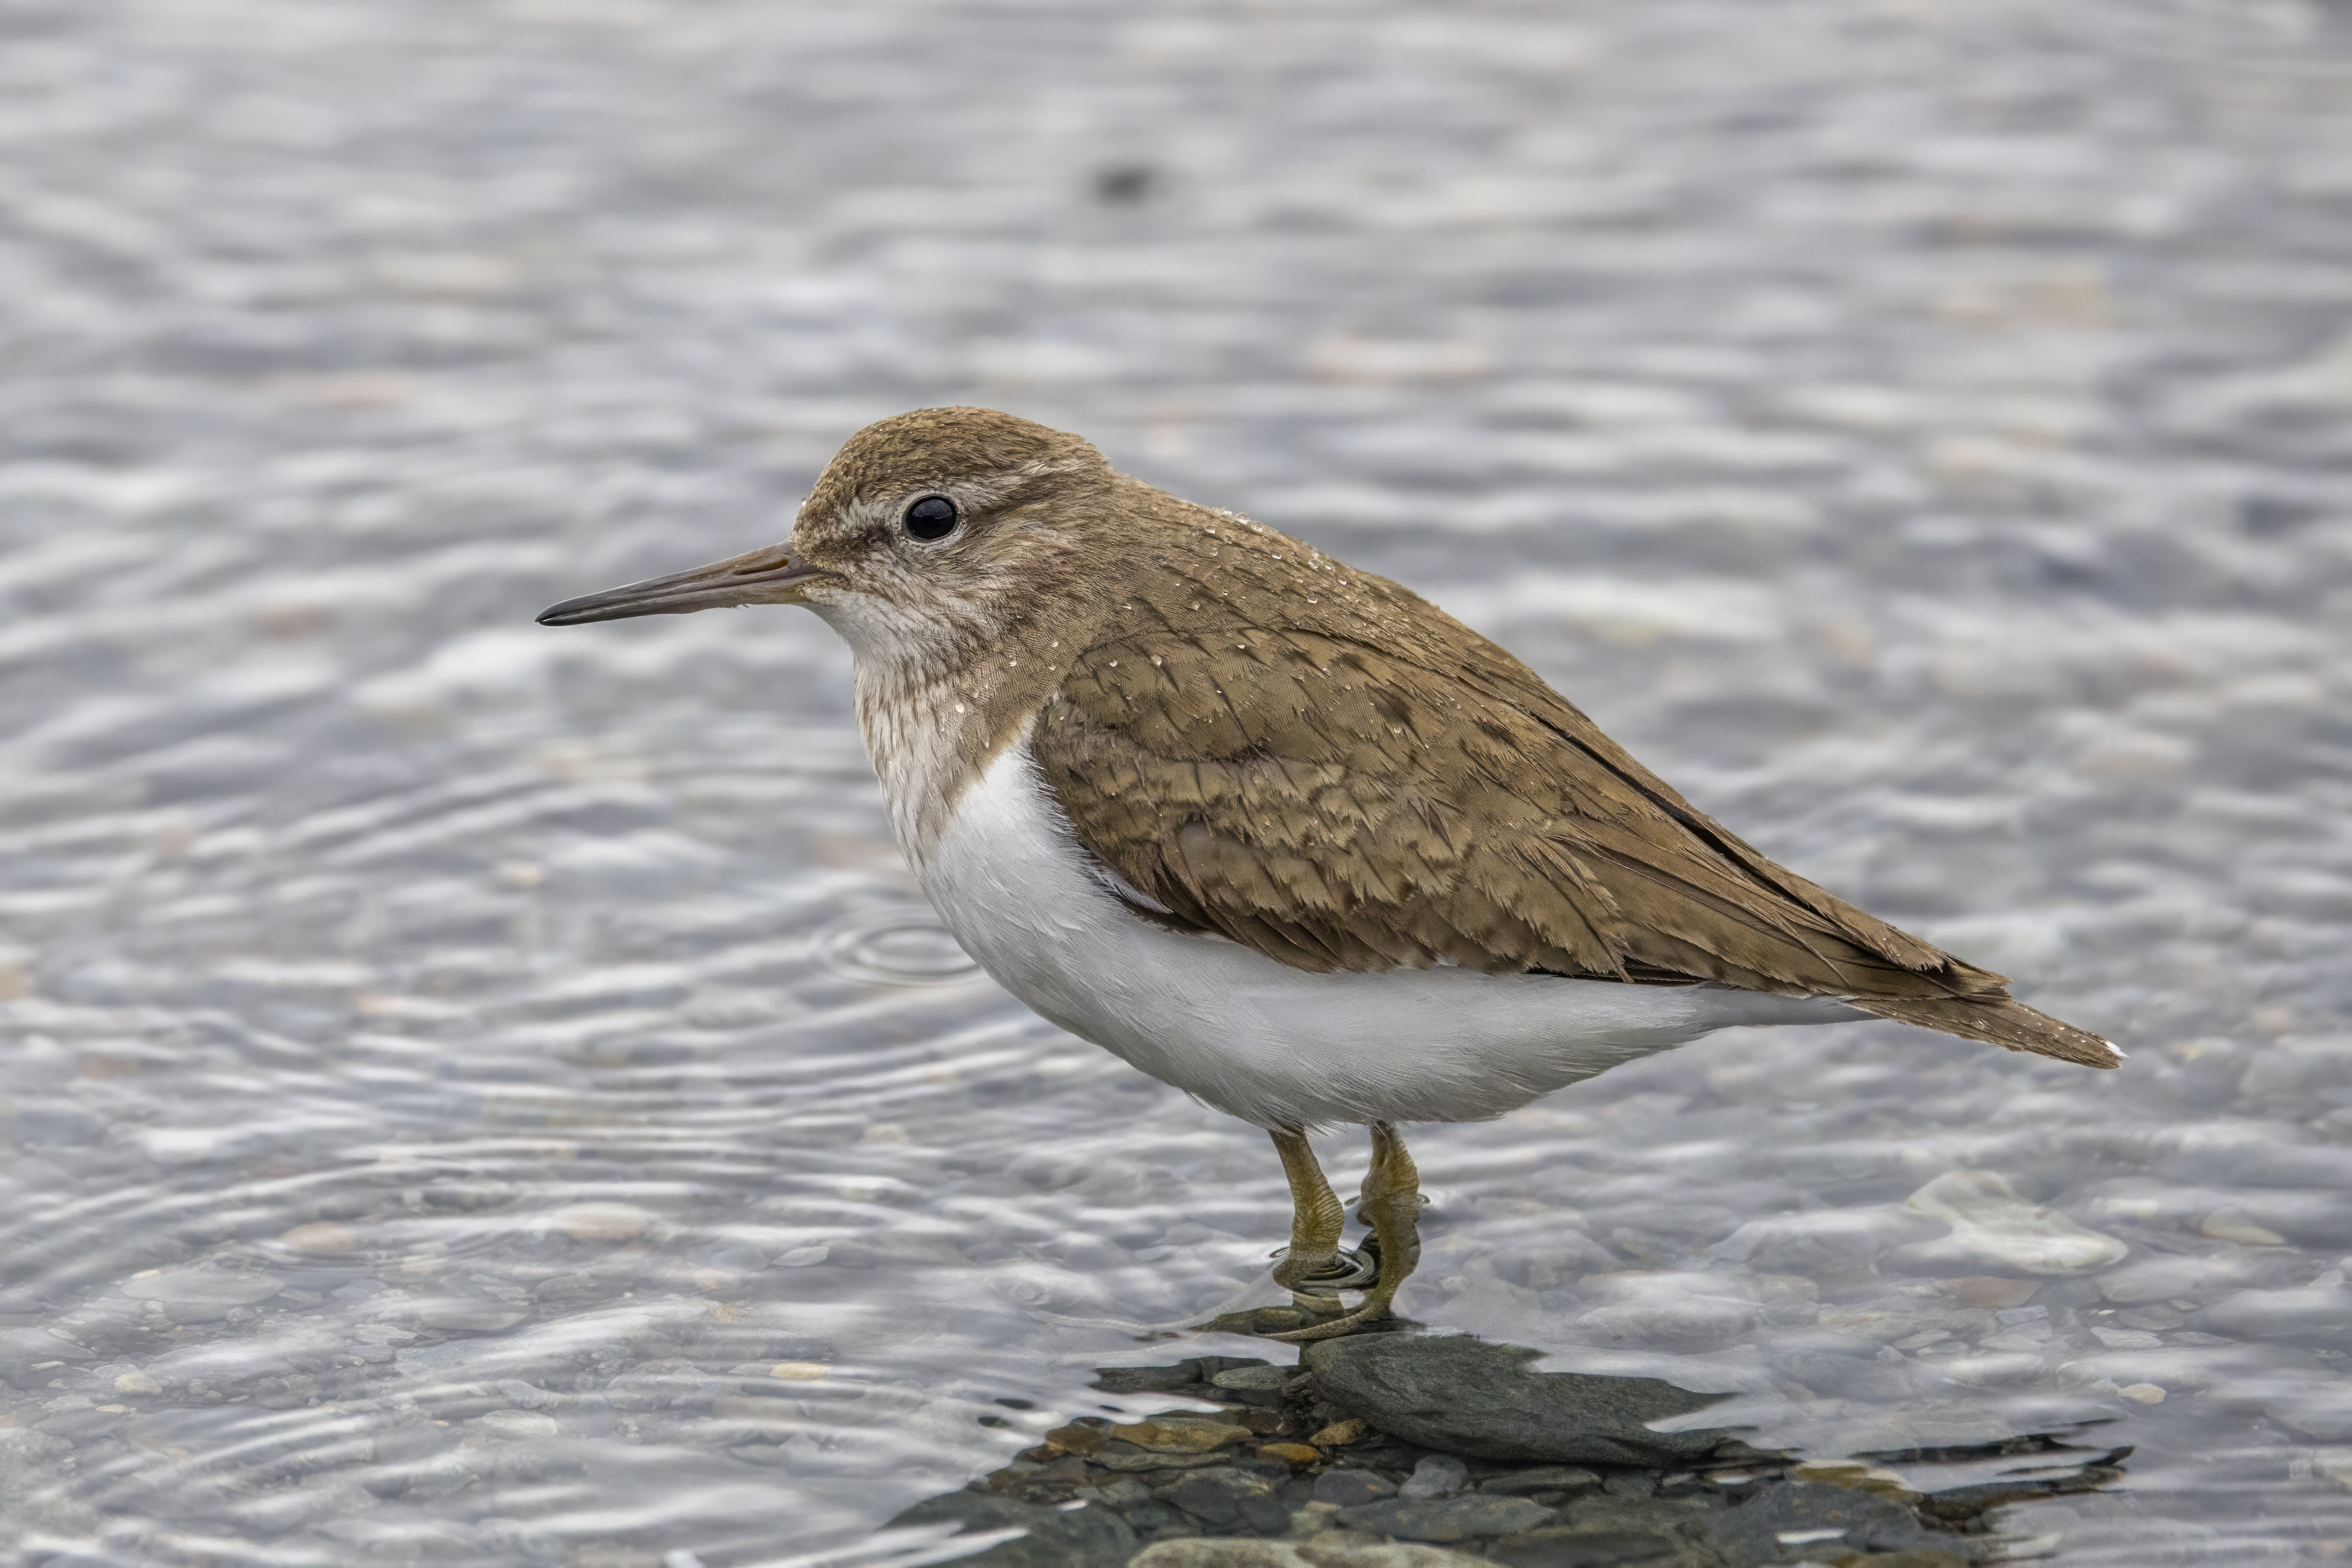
536;407;1114;662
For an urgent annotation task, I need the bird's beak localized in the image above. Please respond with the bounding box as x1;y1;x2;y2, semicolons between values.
535;542;827;626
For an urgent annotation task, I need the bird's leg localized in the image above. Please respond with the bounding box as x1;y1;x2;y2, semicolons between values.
1263;1120;1422;1343
1350;1120;1422;1320
1265;1128;1371;1313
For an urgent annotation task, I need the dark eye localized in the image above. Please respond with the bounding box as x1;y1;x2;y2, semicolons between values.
904;496;958;541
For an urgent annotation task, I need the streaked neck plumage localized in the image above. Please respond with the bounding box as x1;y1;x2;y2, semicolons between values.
814;595;984;864
811;548;1104;866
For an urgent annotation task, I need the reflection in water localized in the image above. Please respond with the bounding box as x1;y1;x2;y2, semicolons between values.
887;1338;2133;1565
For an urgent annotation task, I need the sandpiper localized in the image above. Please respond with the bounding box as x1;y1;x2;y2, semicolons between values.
539;407;2118;1340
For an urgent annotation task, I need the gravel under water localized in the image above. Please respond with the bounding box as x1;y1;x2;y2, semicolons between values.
3;2;2351;1564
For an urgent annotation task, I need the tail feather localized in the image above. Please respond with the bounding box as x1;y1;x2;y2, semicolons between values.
1855;992;2121;1069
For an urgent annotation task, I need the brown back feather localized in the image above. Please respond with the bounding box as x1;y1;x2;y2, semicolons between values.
1029;493;2115;1069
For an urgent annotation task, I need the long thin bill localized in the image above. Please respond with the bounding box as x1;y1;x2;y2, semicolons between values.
536;542;818;625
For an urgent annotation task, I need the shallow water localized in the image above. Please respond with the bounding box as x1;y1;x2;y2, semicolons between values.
3;0;2352;1563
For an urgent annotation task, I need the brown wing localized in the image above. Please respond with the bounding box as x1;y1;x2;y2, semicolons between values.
1031;619;2115;1069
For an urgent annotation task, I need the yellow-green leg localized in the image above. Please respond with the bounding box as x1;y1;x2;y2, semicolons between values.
1266;1121;1421;1343
1266;1128;1367;1314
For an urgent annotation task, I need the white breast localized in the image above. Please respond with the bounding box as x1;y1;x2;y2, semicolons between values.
905;736;1857;1131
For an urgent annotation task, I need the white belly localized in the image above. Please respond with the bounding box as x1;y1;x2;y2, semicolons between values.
909;741;1857;1130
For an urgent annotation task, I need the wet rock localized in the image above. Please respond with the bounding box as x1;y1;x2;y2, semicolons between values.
277;1222;357;1255
1155;1465;1293;1533
1131;1543;1487;1568
38;1404;129;1439
2264;1383;2352;1441
2219;1191;2352;1248
987;1454;1094;1503
120;1269;284;1308
1113;1414;1253;1453
1094;1356;1272;1396
118;1278;281;1316
1210;1364;1299;1393
1814;1303;1957;1344
0;1327;95;1383
1071;1474;1167;1525
1557;1492;1710;1540
1480;1466;1603;1499
1711;1208;1916;1290
1942;1277;2042;1310
1337;1494;1558;1542
398;1300;529;1333
1938;1352;2047;1387
2198;1211;2289;1246
1788;1459;1919;1500
1896;1171;2127;1276
1303;1335;1744;1466
222;1487;331;1536
1401;1454;1470;1498
1484;1528;1689;1566
470;1409;559;1439
2114;1304;2185;1330
769;1360;832;1381
2196;1286;2352;1346
2097;1251;2279;1305
1316;1469;1398;1506
1573;1292;1757;1350
1040;1418;1110;1455
1780;1349;1914;1400
550;1202;654;1241
1130;1547;1308;1568
1707;1479;1931;1560
885;1490;1135;1566
1093;1440;1242;1473
2160;1134;2352;1190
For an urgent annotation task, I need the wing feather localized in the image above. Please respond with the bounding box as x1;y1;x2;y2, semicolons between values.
1031;599;2115;1070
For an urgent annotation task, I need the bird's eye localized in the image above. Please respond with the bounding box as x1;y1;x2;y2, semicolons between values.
904;496;958;541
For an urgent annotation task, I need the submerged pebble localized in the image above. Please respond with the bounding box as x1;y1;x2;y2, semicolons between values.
2097;1252;2275;1305
2197;1287;2352;1347
119;1271;284;1307
1337;1493;1558;1542
551;1203;656;1242
1399;1453;1470;1499
1901;1171;2130;1276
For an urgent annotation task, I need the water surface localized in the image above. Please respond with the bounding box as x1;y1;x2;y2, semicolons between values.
4;1;2352;1563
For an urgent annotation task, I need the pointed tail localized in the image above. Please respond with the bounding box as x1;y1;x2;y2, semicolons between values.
1854;992;2121;1069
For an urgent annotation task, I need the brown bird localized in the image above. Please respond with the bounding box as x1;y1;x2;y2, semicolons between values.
538;407;2118;1341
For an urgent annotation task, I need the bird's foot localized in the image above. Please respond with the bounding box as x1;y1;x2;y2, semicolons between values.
1236;1123;1422;1344
1252;1237;1401;1340
1255;1296;1396;1342
1269;1242;1377;1310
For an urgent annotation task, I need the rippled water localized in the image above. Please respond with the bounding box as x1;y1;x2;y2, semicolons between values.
4;1;2352;1563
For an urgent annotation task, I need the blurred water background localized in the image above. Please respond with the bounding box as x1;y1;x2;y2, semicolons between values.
4;0;2352;1563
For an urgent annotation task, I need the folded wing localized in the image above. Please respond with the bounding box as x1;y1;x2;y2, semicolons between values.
1032;616;2114;1069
